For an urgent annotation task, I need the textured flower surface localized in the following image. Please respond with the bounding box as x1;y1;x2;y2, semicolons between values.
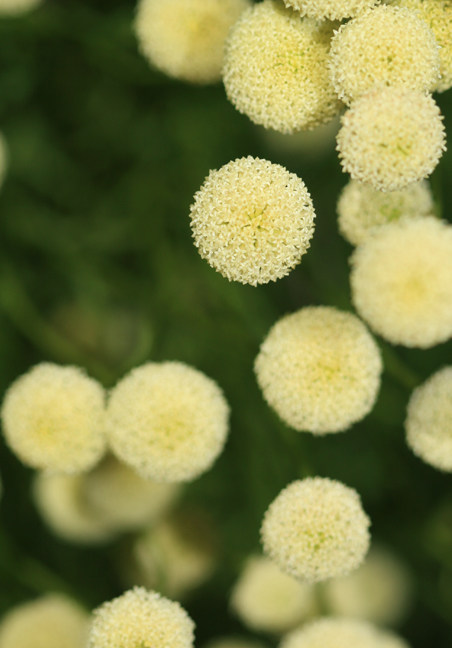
223;0;342;134
282;0;378;20
88;587;195;648
405;366;452;471
0;594;90;648
279;618;410;648
1;363;106;473
230;555;315;633
351;217;452;347
337;179;434;246
134;0;250;83
107;361;229;482
255;306;382;434
329;5;440;105
261;478;371;583
337;87;446;191
190;157;315;285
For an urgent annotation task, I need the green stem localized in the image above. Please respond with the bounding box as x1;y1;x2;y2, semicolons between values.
379;341;421;391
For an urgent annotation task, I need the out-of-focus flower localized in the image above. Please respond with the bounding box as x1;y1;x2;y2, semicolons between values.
0;0;42;15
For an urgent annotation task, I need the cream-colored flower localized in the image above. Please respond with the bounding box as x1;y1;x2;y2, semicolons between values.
406;366;452;471
230;555;316;634
223;0;342;134
0;594;90;648
337;87;446;192
134;0;250;83
282;0;378;20
88;587;195;648
337;179;434;246
107;362;229;483
261;478;371;583
280;618;410;648
324;546;413;625
1;363;106;474
0;0;42;14
329;5;439;105
255;306;382;434
390;0;452;92
190;157;315;286
350;217;452;347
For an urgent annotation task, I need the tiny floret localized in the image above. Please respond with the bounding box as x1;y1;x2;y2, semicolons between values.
406;366;452;471
350;217;452;347
279;618;410;648
1;363;106;474
0;0;42;14
0;594;90;648
329;5;440;105
255;306;382;434
106;361;229;483
260;478;371;583
337;87;446;192
134;0;251;84
230;555;316;633
223;0;342;134
190;157;315;286
337;180;434;246
87;587;195;648
282;0;378;20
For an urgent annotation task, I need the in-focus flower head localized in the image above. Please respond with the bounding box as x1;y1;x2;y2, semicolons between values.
279;617;410;648
261;477;371;583
106;361;229;483
405;366;452;471
223;0;342;134
1;363;106;474
134;0;251;83
391;0;452;92
255;306;382;434
337;87;446;191
329;5;440;105
190;157;315;286
337;179;434;246
282;0;378;20
351;217;452;347
0;594;90;648
88;587;195;648
0;0;42;14
230;555;316;634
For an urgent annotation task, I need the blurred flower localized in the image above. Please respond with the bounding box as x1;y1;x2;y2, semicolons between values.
190;157;315;286
282;0;378;20
88;587;195;648
337;87;446;192
262;116;340;160
1;363;106;473
0;0;42;15
223;0;341;133
261;478;371;583
134;0;250;83
255;306;382;434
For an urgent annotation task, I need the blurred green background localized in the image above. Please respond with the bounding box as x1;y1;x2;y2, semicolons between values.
0;1;451;646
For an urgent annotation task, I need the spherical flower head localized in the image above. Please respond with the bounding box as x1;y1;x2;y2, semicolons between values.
279;618;410;648
1;363;107;474
223;1;342;134
230;555;316;634
88;587;195;648
337;87;446;192
405;366;452;471
351;217;452;347
255;306;382;434
282;0;378;20
329;5;440;106
106;361;229;483
0;0;42;14
134;0;250;84
190;157;315;286
391;0;452;92
261;478;371;583
83;455;181;532
337;179;434;246
33;472;114;544
0;594;90;648
323;546;413;625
